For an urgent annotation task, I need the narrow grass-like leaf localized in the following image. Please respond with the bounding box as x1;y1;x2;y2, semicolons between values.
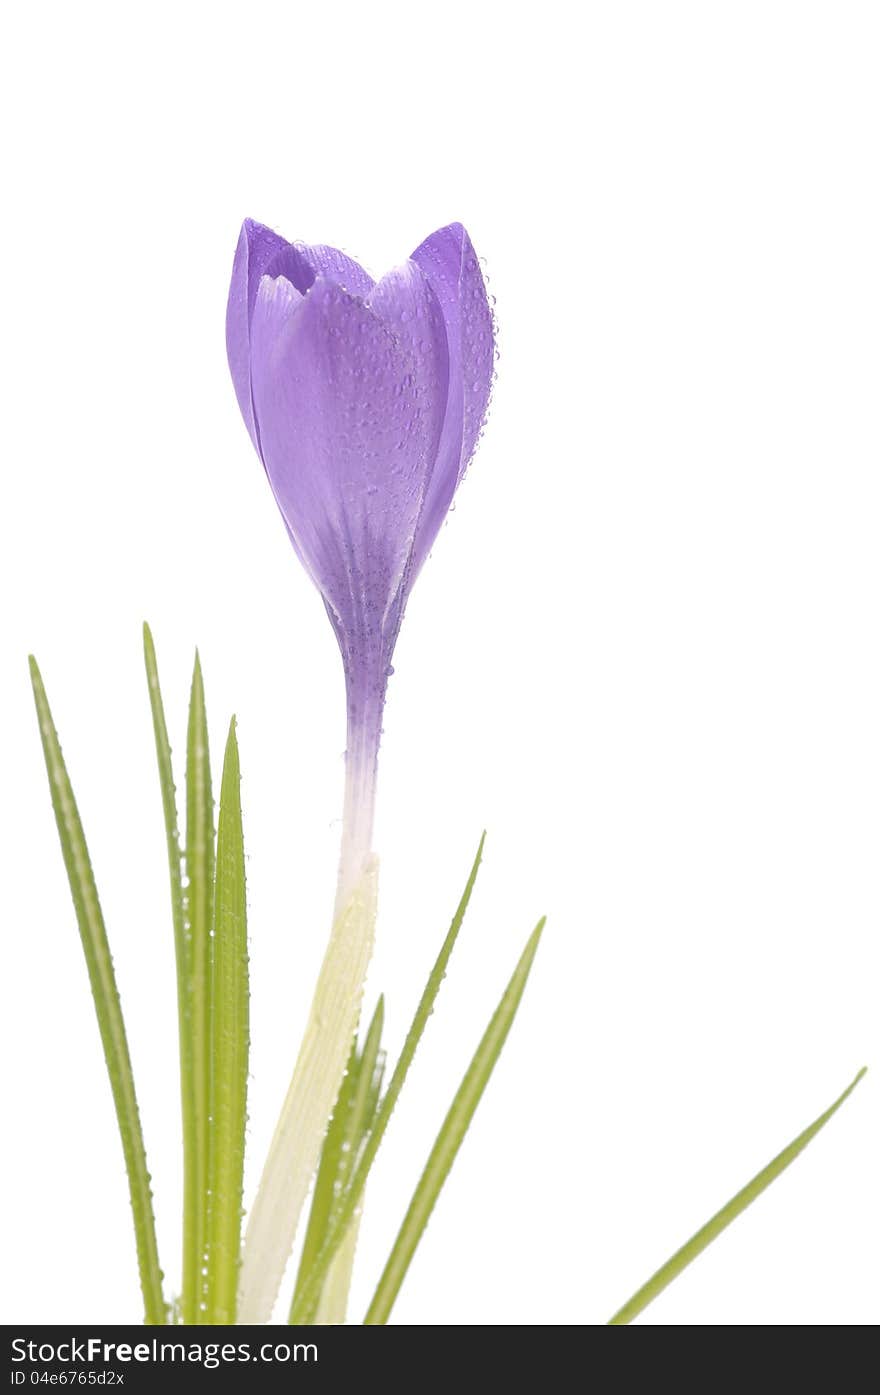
364;917;545;1325
340;997;385;1194
607;1066;867;1326
143;624;198;1321
29;656;166;1324
289;835;486;1323
205;718;249;1324
142;626;185;943
364;1038;386;1130
314;1219;362;1326
185;651;214;1322
292;998;386;1324
313;997;386;1325
292;1045;359;1324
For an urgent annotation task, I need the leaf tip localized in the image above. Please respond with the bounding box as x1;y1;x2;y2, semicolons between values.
222;715;240;773
27;653;44;700
519;917;546;974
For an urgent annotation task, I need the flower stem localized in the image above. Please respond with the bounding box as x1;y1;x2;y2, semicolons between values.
236;693;382;1324
335;688;382;913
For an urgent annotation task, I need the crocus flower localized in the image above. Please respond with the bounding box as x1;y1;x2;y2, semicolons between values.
227;219;494;902
226;219;494;1322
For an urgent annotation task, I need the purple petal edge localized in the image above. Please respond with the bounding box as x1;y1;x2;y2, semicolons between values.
409;222;494;574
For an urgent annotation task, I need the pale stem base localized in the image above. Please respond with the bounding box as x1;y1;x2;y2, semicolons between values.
236;856;377;1322
236;702;382;1324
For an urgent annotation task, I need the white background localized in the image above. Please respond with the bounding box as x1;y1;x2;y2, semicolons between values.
1;1;877;1326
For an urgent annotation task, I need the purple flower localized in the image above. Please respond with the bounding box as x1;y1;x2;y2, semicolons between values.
226;221;494;1320
226;221;494;859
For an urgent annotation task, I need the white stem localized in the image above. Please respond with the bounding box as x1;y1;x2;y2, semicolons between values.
236;856;377;1322
236;715;381;1325
335;716;379;916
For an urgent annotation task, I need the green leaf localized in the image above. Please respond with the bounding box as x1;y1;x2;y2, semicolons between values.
363;1033;386;1132
293;1042;359;1325
293;998;386;1325
363;917;545;1325
607;1066;868;1325
29;655;166;1325
315;997;386;1324
339;995;385;1196
313;1214;361;1325
205;718;249;1324
288;834;486;1323
185;651;214;1322
143;623;199;1322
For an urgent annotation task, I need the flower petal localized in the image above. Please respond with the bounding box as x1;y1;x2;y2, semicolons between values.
249;274;445;682
226;219;291;451
366;256;450;535
266;241;375;298
409;223;494;572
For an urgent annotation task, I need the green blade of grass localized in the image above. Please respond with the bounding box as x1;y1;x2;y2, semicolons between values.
364;1039;386;1131
364;918;545;1325
142;623;198;1322
291;998;386;1324
339;996;385;1195
142;624;185;949
313;997;387;1325
185;652;214;1322
205;718;249;1324
289;834;486;1323
313;1214;361;1326
292;1044;359;1325
607;1066;867;1326
29;655;166;1325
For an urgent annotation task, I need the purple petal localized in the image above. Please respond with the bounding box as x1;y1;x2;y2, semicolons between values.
226;222;374;454
366;256;450;498
298;243;375;297
226;219;290;451
265;241;374;298
249;273;446;699
409;222;494;572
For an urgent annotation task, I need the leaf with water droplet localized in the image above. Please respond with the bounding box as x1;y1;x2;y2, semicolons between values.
289;835;487;1323
29;654;167;1325
205;718;249;1325
362;918;544;1324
